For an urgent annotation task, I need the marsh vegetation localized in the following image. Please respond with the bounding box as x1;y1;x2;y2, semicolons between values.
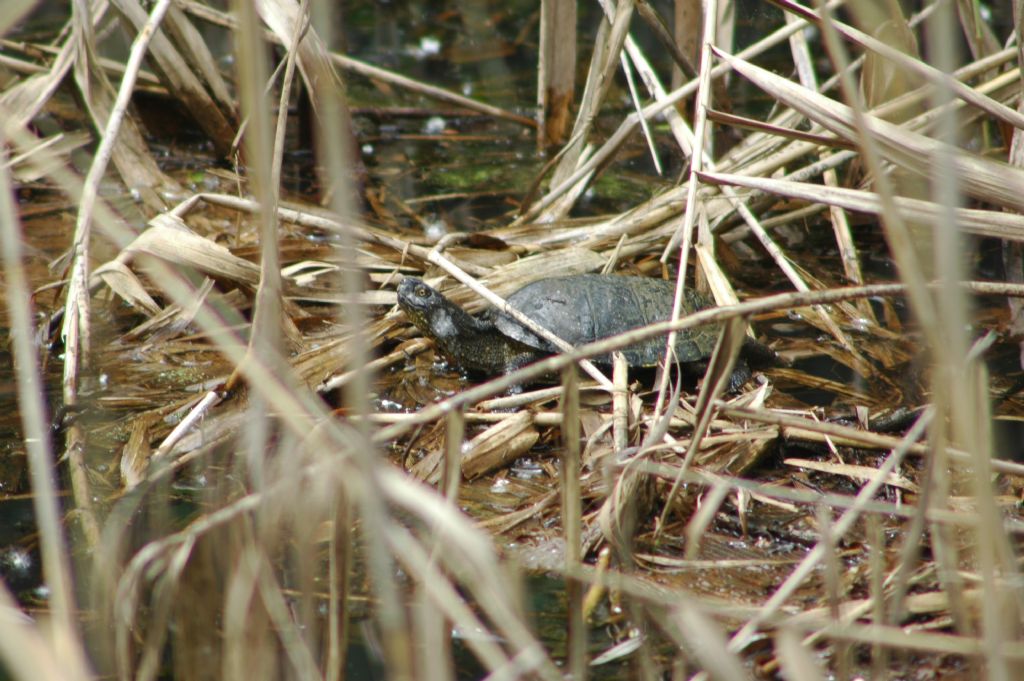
1;0;1023;679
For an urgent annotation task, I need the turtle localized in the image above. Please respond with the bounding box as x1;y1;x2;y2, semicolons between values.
396;273;779;387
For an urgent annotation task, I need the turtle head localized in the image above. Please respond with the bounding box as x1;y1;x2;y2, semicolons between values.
397;277;477;343
397;277;442;333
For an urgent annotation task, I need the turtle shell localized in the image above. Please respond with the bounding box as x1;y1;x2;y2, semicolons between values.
492;274;721;366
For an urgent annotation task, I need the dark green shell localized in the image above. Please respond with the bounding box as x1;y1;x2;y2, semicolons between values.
492;274;720;366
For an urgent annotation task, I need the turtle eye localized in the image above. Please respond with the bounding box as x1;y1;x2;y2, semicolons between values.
415;286;428;298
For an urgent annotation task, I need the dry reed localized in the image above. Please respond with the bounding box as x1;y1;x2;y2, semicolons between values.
1;0;1023;679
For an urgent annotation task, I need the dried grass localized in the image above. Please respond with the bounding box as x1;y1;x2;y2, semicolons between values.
2;0;1024;679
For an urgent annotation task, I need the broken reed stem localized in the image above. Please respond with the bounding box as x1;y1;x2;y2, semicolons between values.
660;0;715;262
63;0;175;359
926;386;975;637
652;0;718;423
656;316;745;536
327;494;352;681
611;352;629;453
0;133;90;679
817;504;850;679
966;364;1022;672
422;406;464;678
412;583;453;681
560;365;586;679
444;408;464;502
775;627;824;679
811;0;939;346
233;0;284;398
581;547;611;622
61;0;180;557
311;0;412;674
536;0;577;146
684;479;730;561
784;8;873;323
237;3;309;373
867;514;887;677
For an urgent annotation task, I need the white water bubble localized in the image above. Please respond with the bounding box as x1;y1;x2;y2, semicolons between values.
850;317;872;333
3;548;32;575
424;220;447;242
423;116;446;135
419;36;441;56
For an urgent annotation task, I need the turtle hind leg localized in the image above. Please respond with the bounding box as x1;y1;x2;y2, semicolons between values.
741;337;787;369
676;358;751;392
